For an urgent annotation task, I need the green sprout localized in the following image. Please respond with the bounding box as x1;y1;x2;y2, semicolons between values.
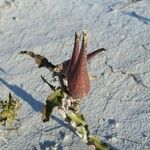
0;93;21;126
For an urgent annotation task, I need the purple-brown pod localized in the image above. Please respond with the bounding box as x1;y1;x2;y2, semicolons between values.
66;32;90;99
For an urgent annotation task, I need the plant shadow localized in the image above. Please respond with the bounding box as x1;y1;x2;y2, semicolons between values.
51;115;77;135
0;78;43;112
123;11;150;24
36;126;65;150
0;67;6;73
0;78;119;149
51;115;119;150
38;132;64;150
39;140;56;150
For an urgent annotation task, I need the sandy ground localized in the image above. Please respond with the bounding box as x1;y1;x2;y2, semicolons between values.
0;0;150;150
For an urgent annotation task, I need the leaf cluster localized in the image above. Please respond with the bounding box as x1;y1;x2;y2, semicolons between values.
0;93;21;126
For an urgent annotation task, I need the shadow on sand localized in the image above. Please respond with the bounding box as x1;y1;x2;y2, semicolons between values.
0;78;43;112
50;115;119;150
123;11;150;24
0;78;119;150
0;67;6;73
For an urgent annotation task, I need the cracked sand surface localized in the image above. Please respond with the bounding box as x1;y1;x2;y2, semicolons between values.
0;0;150;150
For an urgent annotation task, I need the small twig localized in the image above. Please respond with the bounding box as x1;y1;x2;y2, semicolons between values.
41;75;56;91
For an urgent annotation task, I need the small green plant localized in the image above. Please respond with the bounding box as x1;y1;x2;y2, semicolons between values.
0;93;21;126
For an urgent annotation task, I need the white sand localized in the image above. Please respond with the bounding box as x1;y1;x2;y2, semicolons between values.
0;0;150;149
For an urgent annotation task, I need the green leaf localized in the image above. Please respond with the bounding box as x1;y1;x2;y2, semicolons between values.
47;89;64;104
8;93;12;102
67;111;87;126
42;89;64;122
89;135;109;150
76;126;88;141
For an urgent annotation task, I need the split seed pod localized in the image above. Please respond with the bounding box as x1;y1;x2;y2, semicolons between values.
66;32;90;99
